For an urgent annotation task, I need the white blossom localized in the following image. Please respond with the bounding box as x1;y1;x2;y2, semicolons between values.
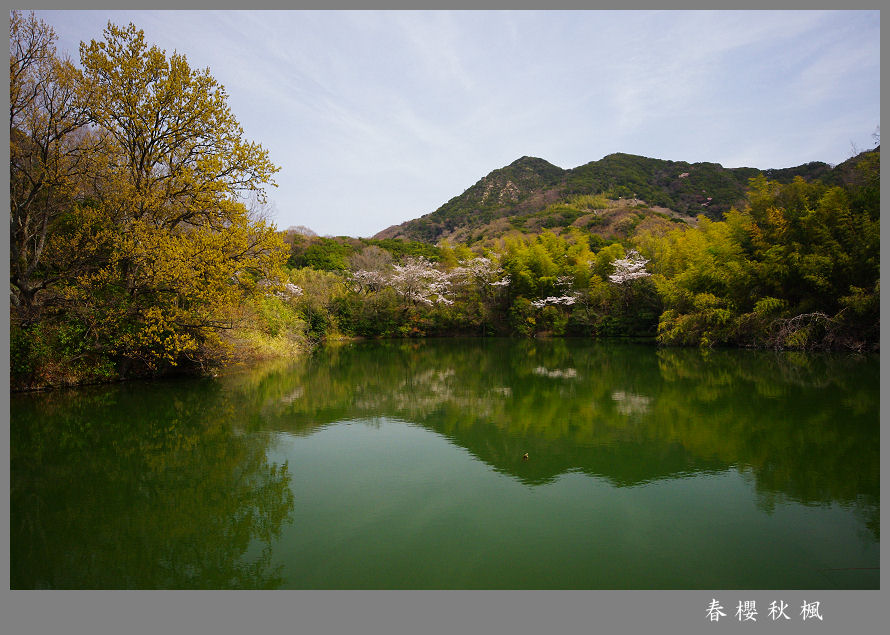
355;256;510;305
531;295;578;309
351;268;389;293
390;257;453;305
608;249;651;284
450;257;509;289
276;282;303;299
257;278;304;300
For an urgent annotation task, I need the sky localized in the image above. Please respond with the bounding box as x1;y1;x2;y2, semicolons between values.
33;9;881;238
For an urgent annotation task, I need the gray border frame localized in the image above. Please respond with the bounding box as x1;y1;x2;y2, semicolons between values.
3;2;884;634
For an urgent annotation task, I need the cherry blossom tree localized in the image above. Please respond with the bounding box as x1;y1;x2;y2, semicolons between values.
351;268;389;294
608;250;651;284
530;273;579;309
353;257;454;307
531;295;577;309
391;257;452;306
449;257;510;291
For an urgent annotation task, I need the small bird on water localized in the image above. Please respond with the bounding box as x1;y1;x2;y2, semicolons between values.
522;453;529;461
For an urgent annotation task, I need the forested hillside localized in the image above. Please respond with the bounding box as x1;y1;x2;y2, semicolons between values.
375;150;867;244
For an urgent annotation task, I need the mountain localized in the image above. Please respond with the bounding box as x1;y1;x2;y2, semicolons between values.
374;150;869;244
376;156;566;243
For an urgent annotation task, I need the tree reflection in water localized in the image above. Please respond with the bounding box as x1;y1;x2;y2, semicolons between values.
11;379;294;589
227;339;878;540
11;338;879;588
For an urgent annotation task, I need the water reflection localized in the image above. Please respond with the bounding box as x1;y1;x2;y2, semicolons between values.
11;380;294;589
11;338;879;589
222;339;878;540
610;390;652;416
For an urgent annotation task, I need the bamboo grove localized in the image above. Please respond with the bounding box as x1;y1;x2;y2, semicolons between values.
10;13;880;390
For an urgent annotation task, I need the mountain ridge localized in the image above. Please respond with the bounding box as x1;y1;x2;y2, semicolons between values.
373;149;874;244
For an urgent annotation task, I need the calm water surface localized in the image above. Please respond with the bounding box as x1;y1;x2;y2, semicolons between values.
10;339;880;588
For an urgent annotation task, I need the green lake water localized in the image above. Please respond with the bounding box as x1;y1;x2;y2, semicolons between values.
10;338;880;589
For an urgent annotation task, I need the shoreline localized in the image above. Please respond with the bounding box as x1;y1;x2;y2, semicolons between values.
11;332;878;394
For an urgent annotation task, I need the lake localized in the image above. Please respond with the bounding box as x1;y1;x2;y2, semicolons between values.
10;338;879;589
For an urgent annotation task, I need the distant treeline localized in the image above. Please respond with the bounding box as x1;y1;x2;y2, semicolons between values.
275;157;879;351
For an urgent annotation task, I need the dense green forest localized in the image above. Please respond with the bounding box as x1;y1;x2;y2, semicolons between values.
9;13;880;390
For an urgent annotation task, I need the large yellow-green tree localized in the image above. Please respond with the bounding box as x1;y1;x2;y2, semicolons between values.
10;13;288;384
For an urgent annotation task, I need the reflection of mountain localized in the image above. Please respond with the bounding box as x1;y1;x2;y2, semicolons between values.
427;416;729;488
228;339;879;536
